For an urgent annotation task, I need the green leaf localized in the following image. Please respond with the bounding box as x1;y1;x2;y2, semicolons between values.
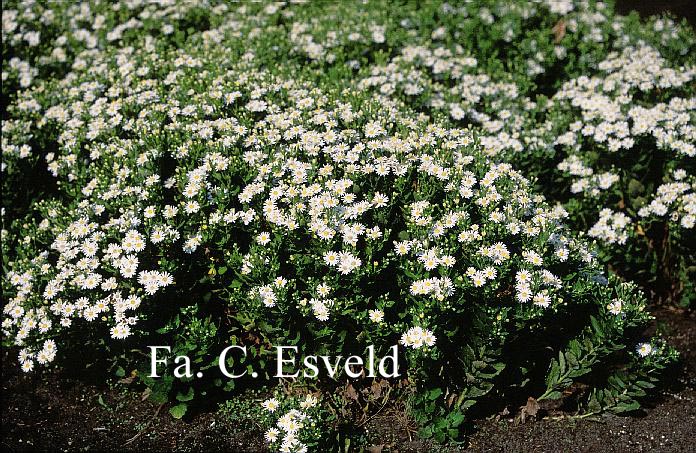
403;267;420;280
628;179;644;196
466;385;488;398
176;387;195;402
543;390;563;400
428;387;443;400
169;403;188;419
449;411;465;427
565;351;578;367
613;400;640;414
459;399;477;411
546;360;560;387
590;316;603;337
636;380;655;389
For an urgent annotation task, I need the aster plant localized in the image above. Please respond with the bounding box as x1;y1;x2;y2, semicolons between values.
1;0;689;450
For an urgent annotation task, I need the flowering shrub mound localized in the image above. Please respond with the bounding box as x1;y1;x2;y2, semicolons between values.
353;2;696;307
0;1;689;450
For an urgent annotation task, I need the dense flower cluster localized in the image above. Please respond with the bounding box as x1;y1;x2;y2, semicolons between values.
1;0;688;448
261;394;324;453
349;0;696;305
639;172;696;229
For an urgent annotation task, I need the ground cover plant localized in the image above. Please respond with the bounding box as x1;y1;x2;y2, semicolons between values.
1;1;693;451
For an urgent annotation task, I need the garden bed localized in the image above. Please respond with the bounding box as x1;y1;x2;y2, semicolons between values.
2;1;695;451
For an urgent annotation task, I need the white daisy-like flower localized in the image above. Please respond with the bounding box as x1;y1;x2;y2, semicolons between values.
636;343;653;357
369;309;384;323
262;398;280;413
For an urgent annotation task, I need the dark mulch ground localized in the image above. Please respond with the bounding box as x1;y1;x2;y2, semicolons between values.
2;306;694;453
0;360;266;452
465;306;696;453
615;0;696;25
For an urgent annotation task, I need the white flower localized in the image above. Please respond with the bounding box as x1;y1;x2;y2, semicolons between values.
265;428;280;443
400;326;436;349
607;299;623;315
636;343;653;357
369;309;384;323
262;398;280;412
257;232;271;245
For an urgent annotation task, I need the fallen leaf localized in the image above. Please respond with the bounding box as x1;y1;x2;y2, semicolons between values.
525;396;539;416
552;19;566;43
447;392;457;408
520;396;539;423
371;381;382;399
345;383;358;401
